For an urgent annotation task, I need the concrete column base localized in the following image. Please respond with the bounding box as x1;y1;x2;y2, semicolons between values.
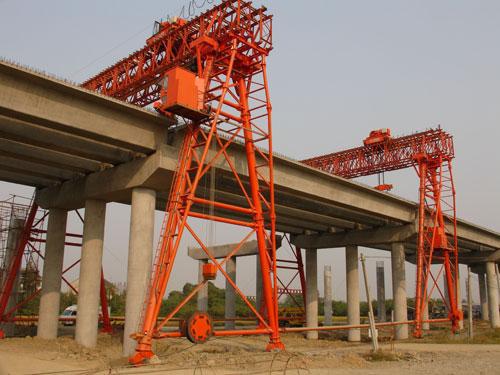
75;199;106;348
346;245;360;342
323;265;333;327
123;188;156;357
376;261;386;322
306;249;318;339
486;262;500;328
478;271;489;321
37;209;68;339
422;298;430;330
197;260;208;312
456;269;464;330
225;257;236;330
391;242;408;340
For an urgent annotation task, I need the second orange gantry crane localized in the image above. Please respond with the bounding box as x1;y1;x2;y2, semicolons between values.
303;127;462;338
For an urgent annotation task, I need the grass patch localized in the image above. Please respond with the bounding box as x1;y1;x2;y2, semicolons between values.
412;328;500;345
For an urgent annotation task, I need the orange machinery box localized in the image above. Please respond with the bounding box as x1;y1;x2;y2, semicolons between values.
160;67;208;121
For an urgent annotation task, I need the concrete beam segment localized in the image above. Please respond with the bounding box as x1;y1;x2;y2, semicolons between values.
485;262;500;328
193;187;357;233
0;61;171;153
453;250;500;264
0;168;60;188
37;209;68;339
197;260;208;312
224;257;236;330
391;242;408;340
37;129;417;226
36;146;175;210
345;245;360;342
323;265;333;326
292;224;417;250
188;236;283;261
123;188;156;357
0;115;138;165
305;249;318;340
478;272;489;321
376;261;386;322
216;175;399;228
454;219;500;251
0;137;104;173
0;154;81;181
75;200;106;348
275;205;356;230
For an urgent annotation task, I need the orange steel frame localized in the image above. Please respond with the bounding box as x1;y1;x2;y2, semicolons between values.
303;128;461;338
0;200;112;336
84;0;283;364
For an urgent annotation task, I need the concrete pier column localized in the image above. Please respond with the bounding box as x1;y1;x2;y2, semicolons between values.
256;257;262;311
1;217;24;337
323;265;333;326
376;261;386;322
75;200;106;348
197;260;208;312
443;273;450;303
391;242;408;340
123;188;156;357
486;262;500;328
306;249;318;339
422;298;430;330
478;271;489;321
37;209;68;339
456;269;464;329
346;245;360;342
225;257;236;330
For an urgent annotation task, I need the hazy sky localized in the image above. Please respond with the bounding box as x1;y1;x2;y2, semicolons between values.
1;0;499;304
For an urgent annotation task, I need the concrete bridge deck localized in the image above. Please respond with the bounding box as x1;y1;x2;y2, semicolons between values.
1;60;498;265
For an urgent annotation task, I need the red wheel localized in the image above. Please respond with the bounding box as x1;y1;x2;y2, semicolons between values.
186;311;213;344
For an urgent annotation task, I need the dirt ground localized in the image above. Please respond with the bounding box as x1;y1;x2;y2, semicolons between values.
0;325;499;374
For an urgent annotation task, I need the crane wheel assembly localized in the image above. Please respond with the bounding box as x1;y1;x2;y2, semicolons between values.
186;311;213;344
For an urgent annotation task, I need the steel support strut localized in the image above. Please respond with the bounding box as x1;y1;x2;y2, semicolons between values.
237;77;282;350
414;156;461;338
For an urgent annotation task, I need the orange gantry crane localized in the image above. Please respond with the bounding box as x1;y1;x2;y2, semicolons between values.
302;127;462;337
84;0;284;364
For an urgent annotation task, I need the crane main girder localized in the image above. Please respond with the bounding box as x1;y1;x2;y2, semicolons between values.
82;0;272;107
302;128;454;178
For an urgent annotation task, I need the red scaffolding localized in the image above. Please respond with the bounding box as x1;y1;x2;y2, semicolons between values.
0;196;112;337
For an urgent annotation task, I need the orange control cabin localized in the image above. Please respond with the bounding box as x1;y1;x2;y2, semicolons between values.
154;67;209;121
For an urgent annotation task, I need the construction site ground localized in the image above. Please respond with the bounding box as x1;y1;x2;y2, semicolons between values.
0;322;499;374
